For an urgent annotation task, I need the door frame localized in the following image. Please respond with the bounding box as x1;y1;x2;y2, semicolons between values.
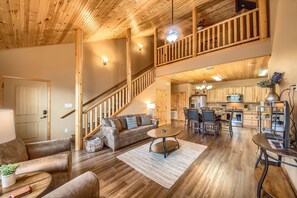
1;75;52;140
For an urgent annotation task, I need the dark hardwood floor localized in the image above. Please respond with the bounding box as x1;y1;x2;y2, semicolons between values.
72;121;259;198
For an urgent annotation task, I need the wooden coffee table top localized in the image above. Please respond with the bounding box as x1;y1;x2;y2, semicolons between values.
0;172;51;198
147;128;181;138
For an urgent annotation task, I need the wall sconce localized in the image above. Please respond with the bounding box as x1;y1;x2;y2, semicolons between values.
102;56;109;65
138;44;143;51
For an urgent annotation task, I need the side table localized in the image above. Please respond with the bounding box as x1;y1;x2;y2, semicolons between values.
0;172;51;198
252;133;297;198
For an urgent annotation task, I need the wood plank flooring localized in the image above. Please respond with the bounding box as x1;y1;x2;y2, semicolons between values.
72;121;259;198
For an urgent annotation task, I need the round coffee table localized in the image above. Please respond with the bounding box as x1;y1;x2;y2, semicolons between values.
0;172;51;198
147;128;181;158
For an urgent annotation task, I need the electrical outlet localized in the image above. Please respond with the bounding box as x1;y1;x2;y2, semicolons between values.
64;128;68;133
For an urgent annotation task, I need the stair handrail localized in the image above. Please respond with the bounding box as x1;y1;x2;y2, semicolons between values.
61;64;154;119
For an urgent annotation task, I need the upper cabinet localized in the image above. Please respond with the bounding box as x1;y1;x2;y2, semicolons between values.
206;85;272;103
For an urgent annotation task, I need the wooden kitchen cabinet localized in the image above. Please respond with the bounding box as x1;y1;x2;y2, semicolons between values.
243;111;258;128
243;86;255;102
207;89;216;103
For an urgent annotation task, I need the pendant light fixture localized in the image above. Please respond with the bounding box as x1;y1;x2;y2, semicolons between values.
166;0;179;43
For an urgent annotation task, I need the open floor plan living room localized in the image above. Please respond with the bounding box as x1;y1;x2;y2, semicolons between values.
0;0;297;197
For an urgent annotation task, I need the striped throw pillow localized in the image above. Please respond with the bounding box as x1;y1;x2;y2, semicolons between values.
126;116;138;129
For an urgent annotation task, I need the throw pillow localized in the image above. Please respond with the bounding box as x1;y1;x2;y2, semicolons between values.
109;118;123;131
0;137;29;165
141;115;152;125
126;116;138;129
118;116;127;129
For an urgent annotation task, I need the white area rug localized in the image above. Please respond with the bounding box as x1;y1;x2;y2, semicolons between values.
117;139;207;189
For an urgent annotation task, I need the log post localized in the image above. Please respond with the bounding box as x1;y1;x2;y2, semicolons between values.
192;7;197;56
258;0;268;39
154;28;158;67
126;28;132;102
75;29;83;151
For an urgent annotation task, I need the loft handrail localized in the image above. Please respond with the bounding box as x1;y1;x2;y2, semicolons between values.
61;64;154;119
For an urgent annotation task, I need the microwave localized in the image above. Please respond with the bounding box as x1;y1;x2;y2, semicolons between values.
226;94;244;103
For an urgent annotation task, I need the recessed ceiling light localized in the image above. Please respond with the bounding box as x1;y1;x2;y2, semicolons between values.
258;69;268;77
212;75;222;81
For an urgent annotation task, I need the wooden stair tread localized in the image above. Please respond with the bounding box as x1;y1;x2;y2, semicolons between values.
255;163;296;198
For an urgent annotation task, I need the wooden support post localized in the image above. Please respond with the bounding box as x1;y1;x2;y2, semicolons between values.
258;0;268;39
126;28;132;102
192;7;197;56
154;29;158;67
75;28;83;151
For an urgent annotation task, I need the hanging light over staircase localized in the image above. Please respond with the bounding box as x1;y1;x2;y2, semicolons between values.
166;0;179;43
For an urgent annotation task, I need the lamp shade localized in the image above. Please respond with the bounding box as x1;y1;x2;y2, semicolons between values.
0;109;16;144
147;103;156;109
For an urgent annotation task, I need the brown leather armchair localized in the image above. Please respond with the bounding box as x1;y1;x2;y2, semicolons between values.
43;171;100;198
0;137;72;193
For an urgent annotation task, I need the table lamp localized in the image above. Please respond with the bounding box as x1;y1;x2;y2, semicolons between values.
147;103;156;118
0;109;16;144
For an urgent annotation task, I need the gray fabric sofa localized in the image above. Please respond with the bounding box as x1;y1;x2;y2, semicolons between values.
101;114;158;151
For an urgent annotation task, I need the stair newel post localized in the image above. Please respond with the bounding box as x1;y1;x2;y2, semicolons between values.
75;28;84;151
258;0;268;39
192;7;197;57
126;28;132;102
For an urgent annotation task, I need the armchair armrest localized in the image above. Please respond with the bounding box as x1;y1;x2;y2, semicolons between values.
16;152;71;175
43;171;100;198
26;138;71;160
152;119;159;127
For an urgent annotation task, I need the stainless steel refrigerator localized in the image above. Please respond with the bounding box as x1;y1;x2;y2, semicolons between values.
189;95;207;109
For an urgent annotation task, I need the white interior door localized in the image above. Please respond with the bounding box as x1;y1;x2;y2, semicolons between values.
3;78;48;143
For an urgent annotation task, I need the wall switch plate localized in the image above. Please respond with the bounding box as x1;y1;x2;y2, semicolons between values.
64;103;73;108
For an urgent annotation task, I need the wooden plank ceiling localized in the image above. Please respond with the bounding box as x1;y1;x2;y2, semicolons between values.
0;0;239;50
164;56;270;85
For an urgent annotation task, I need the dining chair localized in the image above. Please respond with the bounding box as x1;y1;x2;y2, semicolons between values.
220;110;234;137
202;110;220;137
187;109;201;133
183;107;188;127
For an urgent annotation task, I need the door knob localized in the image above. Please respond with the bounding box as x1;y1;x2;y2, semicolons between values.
40;115;47;119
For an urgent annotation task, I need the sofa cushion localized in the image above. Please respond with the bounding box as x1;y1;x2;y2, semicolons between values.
0;137;29;165
118;116;127;129
141;115;152;125
109;118;123;131
119;125;156;139
126;116;138;129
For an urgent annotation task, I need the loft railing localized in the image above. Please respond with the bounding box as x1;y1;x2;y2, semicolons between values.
83;67;155;139
156;8;262;66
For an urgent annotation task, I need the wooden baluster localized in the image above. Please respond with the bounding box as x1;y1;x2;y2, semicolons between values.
240;16;244;41
202;30;206;51
253;11;258;37
207;29;210;50
212;27;215;49
198;32;201;53
90;110;93;132
154;28;158;67
185;38;188;56
112;96;115;115
115;94;118;112
189;36;192;56
217;25;220;47
84;113;88;136
119;91;122;108
234;18;238;43
223;23;226;46
181;39;184;58
171;44;173;61
228;21;232;44
95;106;98;128
174;42;177;60
108;98;111;117
246;13;251;39
103;101;107;118
178;40;181;59
99;104;102;124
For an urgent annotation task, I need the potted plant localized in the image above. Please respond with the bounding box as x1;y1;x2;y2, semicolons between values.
257;72;283;102
0;164;19;187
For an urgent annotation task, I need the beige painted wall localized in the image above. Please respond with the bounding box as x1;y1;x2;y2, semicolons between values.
0;36;154;139
0;43;75;140
119;78;171;124
268;0;297;191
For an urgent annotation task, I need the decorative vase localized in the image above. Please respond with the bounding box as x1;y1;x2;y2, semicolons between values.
1;173;16;187
265;87;280;102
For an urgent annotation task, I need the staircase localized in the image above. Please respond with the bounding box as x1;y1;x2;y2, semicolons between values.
82;67;155;139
